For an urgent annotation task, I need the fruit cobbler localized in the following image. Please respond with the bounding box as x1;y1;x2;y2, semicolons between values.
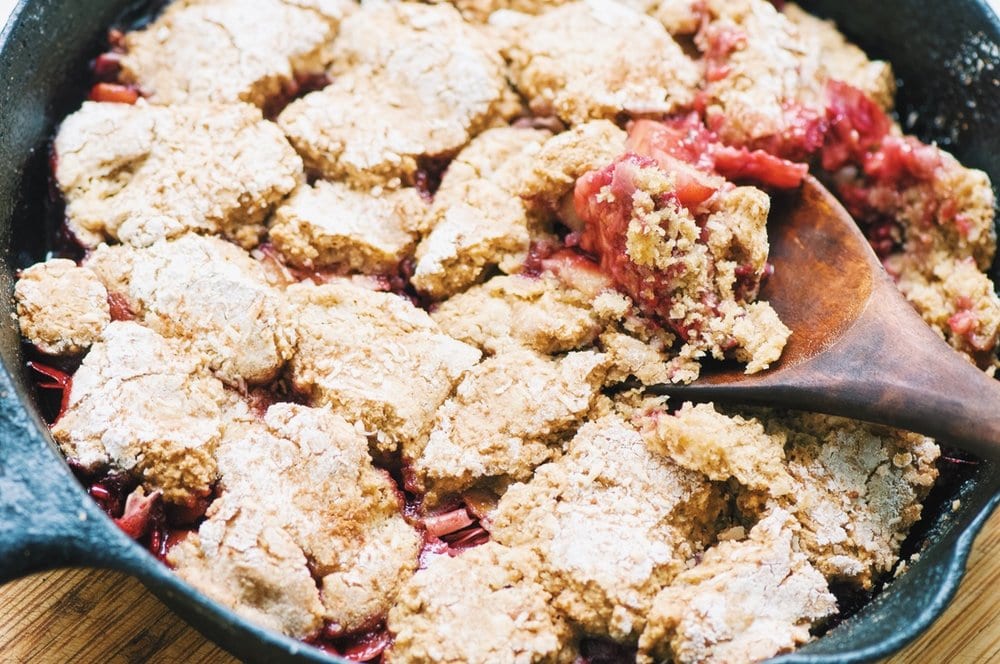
13;0;998;662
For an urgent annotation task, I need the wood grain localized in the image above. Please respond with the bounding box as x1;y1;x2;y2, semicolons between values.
1;510;998;663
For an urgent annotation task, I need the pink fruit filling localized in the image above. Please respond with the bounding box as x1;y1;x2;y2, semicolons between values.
627;114;808;192
27;361;72;422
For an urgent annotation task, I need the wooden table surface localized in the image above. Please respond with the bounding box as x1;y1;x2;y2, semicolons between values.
1;508;998;663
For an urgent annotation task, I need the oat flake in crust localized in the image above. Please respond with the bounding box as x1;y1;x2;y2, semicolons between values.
54;101;302;248
278;2;516;188
386;542;576;664
503;0;700;124
14;259;111;356
489;414;726;640
169;403;420;638
637;508;838;664
118;0;354;108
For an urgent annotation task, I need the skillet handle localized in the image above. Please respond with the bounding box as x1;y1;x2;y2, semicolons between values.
0;367;132;584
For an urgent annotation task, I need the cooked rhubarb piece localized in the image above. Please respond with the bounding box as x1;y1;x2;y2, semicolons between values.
15;259;110;356
503;0;699;124
627;114;808;190
84;234;295;386
490;415;726;640
386;542;576;663
26;361;74;422
270;181;425;274
54;101;301;248
278;2;517;188
285;280;481;453
637;509;838;664
170;404;421;639
88;82;139;104
408;348;608;502
575;151;789;379
117;0;352;108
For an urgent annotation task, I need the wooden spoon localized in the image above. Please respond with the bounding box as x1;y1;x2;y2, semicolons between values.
648;175;1000;459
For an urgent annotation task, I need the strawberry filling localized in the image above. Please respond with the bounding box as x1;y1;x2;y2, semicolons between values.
88;82;140;104
107;291;135;321
627;114;808;192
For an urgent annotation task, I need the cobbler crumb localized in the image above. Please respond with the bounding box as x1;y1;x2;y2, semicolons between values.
118;0;353;108
637;508;838;664
270;181;425;273
85;234;295;386
386;542;576;663
503;0;700;124
408;348;608;502
52;322;232;504
490;415;726;640
15;259;110;356
286;280;481;453
278;2;515;188
55;101;301;249
170;403;420;638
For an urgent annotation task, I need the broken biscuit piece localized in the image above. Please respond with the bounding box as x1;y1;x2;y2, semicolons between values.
52;322;231;504
432;273;626;355
637;508;837;664
118;0;353;108
490;415;726;639
386;542;576;664
642;402;794;494
736;409;940;589
503;0;700;124
55;101;301;248
170;403;420;638
412;127;551;298
279;2;515;188
270;181;425;273
15;259;110;356
286;280;482;453
408;348;608;502
85;234;295;386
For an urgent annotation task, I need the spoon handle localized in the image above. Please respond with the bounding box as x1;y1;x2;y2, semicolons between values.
652;288;1000;460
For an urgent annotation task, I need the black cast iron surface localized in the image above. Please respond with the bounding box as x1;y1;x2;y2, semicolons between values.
0;1;998;663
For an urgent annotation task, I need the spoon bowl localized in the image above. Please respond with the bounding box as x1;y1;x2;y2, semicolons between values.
650;176;1000;460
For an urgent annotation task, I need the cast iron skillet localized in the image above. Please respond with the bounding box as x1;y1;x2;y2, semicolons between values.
0;1;998;662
